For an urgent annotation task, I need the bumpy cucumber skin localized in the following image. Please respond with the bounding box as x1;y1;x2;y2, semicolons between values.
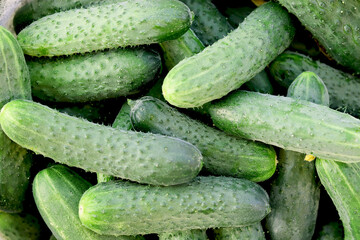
162;2;295;108
159;230;208;240
0;26;32;213
129;97;276;182
316;160;360;240
277;0;360;73
160;29;205;70
316;222;344;240
244;70;274;94
17;0;192;57
208;90;360;163
213;223;265;240
28;48;161;102
0;212;41;240
0;100;203;186
224;7;254;28
33;165;142;240
79;176;270;236
269;51;360;117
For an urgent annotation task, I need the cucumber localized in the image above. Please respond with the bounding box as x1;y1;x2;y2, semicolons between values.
0;99;203;186
244;70;274;94
17;0;193;57
208;90;360;163
159;230;208;240
224;7;254;28
315;222;344;240
33;164;143;240
0;212;42;240
179;0;233;46
79;176;271;235
213;223;265;240
162;2;295;108
129;96;276;182
0;26;32;213
277;0;360;73
316;160;360;239
160;29;205;70
28;47;161;102
269;51;360;117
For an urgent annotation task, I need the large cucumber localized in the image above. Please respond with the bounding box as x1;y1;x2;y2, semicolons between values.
129;96;276;182
208;90;360;163
213;223;265;240
79;176;271;236
0;26;32;213
277;0;360;73
159;230;208;240
162;2;294;108
17;0;192;57
269;51;360;117
28;47;161;102
0;212;42;240
0;99;203;186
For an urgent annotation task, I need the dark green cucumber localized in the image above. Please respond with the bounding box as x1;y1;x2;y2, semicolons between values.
0;26;32;213
213;223;265;240
159;230;208;240
315;222;344;240
129;96;276;182
0;212;42;240
0;100;203;186
28;47;161;102
277;0;360;73
160;29;205;70
179;0;233;46
33;164;142;240
17;0;193;57
79;176;270;235
244;70;274;94
224;7;254;28
208;90;360;163
162;2;295;108
269;51;360;117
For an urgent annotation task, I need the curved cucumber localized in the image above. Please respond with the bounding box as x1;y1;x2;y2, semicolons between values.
0;212;42;240
162;2;295;108
79;176;270;236
159;230;208;240
129;96;276;182
17;0;192;57
315;221;344;240
0;100;203;186
28;48;161;102
208;90;360;163
213;223;265;240
244;70;274;94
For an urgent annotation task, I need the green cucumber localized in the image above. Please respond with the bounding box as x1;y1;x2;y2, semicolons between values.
79;176;271;236
28;47;161;102
224;7;254;28
244;70;274;94
17;0;193;57
0;212;42;240
269;51;360;117
208;90;360;163
315;222;344;240
213;223;265;240
0;26;32;213
33;164;142;240
277;0;360;73
159;230;208;240
179;0;233;46
162;2;295;108
0;99;203;186
129;96;276;182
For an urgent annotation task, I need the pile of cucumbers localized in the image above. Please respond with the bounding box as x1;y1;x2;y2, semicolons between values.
1;0;359;239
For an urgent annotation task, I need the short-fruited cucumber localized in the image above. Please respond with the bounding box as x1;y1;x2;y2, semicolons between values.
158;230;208;240
162;2;294;108
17;0;193;57
28;48;161;102
129;96;276;182
0;212;42;240
213;223;265;240
0;100;203;186
315;222;344;240
208;90;360;163
79;176;271;236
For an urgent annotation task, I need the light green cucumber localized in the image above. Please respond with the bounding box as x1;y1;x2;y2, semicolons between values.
315;221;344;240
0;212;42;240
162;2;295;108
129;96;276;182
17;0;193;57
159;230;208;240
213;223;265;240
0;26;32;213
0;100;203;186
79;176;271;236
244;70;274;94
208;90;360;163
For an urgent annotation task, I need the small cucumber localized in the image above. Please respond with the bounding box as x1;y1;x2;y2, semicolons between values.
0;212;42;240
17;0;192;57
244;70;274;94
315;221;344;240
213;223;265;240
28;47;161;102
0;100;203;186
159;230;208;240
79;176;271;236
208;90;360;163
162;2;295;108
